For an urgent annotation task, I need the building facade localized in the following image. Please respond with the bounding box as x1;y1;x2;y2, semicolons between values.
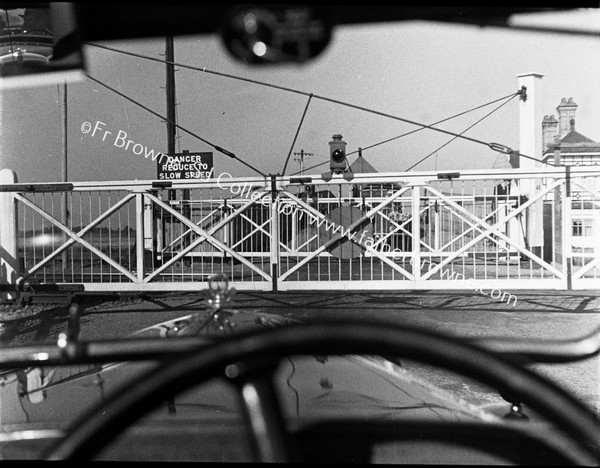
541;98;600;266
542;98;600;166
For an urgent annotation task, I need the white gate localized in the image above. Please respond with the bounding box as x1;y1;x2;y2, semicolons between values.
1;167;599;293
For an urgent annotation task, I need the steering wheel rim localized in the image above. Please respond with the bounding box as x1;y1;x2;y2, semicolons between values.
46;319;600;463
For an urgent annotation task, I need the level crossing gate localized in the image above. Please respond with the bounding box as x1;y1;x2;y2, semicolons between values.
1;167;599;295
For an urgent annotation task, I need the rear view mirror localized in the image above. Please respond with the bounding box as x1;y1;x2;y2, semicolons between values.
0;2;84;89
221;5;332;65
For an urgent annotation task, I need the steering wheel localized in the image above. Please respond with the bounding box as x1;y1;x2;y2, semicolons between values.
46;319;600;464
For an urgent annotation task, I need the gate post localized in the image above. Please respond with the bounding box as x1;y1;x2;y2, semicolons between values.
135;191;145;282
411;184;421;280
269;175;280;291
562;166;572;290
0;169;18;301
143;192;155;265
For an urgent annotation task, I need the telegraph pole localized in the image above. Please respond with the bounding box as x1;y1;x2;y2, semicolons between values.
165;36;176;160
293;148;313;175
158;36;178;262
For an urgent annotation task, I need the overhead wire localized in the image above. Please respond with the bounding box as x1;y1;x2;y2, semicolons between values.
344;92;520;158
282;94;313;176
405;92;520;171
290;158;328;176
289;92;533;176
85;73;266;177
86;43;539;163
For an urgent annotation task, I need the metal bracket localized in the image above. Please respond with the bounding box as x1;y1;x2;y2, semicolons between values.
518;85;527;102
289;177;312;184
437;172;460;180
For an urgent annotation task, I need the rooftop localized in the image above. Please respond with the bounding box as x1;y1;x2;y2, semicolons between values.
349;154;378;174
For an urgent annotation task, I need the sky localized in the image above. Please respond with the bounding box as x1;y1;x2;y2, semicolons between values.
1;8;600;183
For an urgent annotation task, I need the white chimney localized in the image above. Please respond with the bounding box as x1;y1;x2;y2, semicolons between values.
557;97;578;137
542;114;559;153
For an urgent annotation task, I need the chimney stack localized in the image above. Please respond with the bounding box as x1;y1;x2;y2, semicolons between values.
542;114;559;152
557;97;578;137
542;115;558;152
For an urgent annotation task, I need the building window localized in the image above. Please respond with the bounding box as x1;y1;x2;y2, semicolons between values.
572;219;593;237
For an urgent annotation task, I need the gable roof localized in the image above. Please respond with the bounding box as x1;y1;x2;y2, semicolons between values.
543;129;600;157
349;155;378;174
560;130;596;145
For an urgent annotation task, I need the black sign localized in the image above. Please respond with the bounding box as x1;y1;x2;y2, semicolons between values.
157;152;214;180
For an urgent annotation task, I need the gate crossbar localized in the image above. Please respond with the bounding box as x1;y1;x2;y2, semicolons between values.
279;185;414;281
421;180;565;280
370;203;434;253
15;193;138;283
230;215;270;251
143;192;271;283
572;180;600;202
164;206;221;252
293;230;319;253
438;205;503;252
573;254;600;280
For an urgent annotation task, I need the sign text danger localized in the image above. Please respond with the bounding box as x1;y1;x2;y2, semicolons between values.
158;152;214;180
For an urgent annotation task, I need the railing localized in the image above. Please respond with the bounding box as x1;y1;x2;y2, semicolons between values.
1;166;599;293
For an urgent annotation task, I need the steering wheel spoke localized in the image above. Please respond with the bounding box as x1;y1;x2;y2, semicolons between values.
236;370;294;462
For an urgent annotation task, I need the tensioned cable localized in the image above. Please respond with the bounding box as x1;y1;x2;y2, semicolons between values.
289;93;532;176
289;157;327;176
282;94;313;176
85;73;266;177
405;93;521;171
345;92;520;159
86;43;531;156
